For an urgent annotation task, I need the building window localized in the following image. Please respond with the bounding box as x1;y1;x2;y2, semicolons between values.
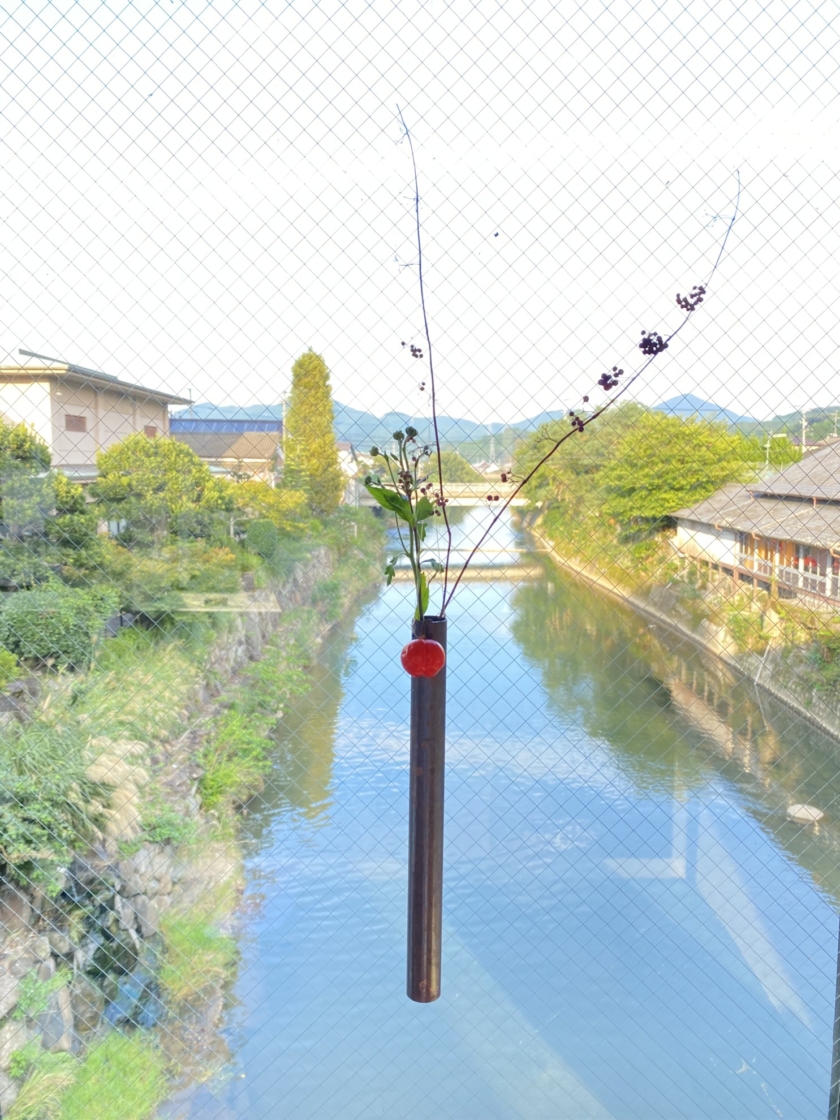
65;414;87;432
144;425;157;438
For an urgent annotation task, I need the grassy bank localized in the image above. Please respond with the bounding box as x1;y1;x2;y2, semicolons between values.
0;506;384;1117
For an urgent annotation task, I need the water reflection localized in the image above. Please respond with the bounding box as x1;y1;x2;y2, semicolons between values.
268;659;342;826
513;571;840;907
185;516;839;1120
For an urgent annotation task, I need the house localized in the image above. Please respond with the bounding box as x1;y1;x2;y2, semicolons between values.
673;442;840;603
336;441;359;478
0;358;189;481
172;416;355;489
173;430;281;482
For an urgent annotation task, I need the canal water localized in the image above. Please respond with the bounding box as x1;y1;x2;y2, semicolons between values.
184;510;840;1119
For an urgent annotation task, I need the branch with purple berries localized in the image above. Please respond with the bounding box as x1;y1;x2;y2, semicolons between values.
366;109;740;630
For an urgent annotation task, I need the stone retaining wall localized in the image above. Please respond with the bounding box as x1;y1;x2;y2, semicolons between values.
0;546;339;1114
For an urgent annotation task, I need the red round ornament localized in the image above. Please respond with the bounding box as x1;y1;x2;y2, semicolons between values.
400;637;446;678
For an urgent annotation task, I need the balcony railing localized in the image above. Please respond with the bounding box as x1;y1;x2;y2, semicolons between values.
738;555;840;601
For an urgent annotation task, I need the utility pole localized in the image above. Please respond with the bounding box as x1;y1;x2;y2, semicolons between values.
801;412;808;450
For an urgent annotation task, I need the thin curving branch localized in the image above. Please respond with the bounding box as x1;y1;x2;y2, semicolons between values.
441;172;741;612
397;106;454;607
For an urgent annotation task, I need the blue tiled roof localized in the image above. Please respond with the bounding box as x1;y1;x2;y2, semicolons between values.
170;418;281;434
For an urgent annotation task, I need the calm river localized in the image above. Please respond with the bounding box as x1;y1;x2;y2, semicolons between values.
183;509;840;1119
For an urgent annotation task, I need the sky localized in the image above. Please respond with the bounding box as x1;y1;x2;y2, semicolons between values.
1;0;839;425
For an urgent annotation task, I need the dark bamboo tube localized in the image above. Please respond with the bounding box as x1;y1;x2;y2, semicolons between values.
407;614;447;1003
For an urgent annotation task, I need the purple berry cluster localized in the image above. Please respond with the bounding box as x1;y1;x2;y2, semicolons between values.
597;366;625;391
639;331;668;357
676;284;706;314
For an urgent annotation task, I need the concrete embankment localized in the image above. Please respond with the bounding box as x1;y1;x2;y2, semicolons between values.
542;545;840;744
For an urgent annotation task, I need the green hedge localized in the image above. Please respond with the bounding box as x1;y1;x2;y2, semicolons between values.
0;584;119;668
0;647;17;686
245;518;279;559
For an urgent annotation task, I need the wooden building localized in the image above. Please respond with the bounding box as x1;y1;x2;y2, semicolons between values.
673;443;840;604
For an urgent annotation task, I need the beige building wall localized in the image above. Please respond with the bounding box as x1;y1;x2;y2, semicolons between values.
673;521;738;566
50;384;168;467
0;380;53;447
0;371;175;470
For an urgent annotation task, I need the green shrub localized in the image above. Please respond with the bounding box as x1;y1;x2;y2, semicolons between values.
6;1036;165;1120
805;632;840;693
13;969;71;1021
0;645;18;685
199;709;273;810
6;1051;77;1120
0;725;103;890
237;643;310;718
235;481;309;533
246;518;279;559
312;576;344;622
0;584;118;668
159;913;238;1002
57;1034;167;1120
140;801;196;846
0;548;56;591
100;541;242;616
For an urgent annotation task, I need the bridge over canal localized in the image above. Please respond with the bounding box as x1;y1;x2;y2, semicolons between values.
353;482;526;508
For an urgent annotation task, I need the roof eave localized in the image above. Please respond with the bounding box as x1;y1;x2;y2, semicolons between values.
0;365;190;406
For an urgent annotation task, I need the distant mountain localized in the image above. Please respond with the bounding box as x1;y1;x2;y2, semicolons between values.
652;394;756;426
173;401;567;450
768;406;840;428
174;403;282;422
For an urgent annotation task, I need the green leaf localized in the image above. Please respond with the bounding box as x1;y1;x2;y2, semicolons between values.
414;571;430;620
414;496;436;521
423;558;444;573
364;483;412;522
384;559;396;585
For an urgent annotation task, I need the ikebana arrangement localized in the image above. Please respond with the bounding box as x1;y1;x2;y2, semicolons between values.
365;110;739;1002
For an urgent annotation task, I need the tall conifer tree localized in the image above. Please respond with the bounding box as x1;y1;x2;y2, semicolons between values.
283;349;343;516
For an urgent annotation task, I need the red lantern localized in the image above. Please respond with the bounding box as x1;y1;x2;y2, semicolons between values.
400;638;446;678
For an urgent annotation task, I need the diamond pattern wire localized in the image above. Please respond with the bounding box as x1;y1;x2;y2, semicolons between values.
0;2;840;1118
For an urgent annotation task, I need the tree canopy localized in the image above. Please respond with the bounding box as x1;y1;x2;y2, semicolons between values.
517;405;764;531
599;412;754;524
91;433;233;541
0;419;51;474
437;450;485;484
282;350;343;516
0;420;101;583
234;480;310;533
516;404;645;512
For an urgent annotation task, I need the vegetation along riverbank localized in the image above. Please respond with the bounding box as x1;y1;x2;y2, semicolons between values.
516;404;840;741
0;353;384;1117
